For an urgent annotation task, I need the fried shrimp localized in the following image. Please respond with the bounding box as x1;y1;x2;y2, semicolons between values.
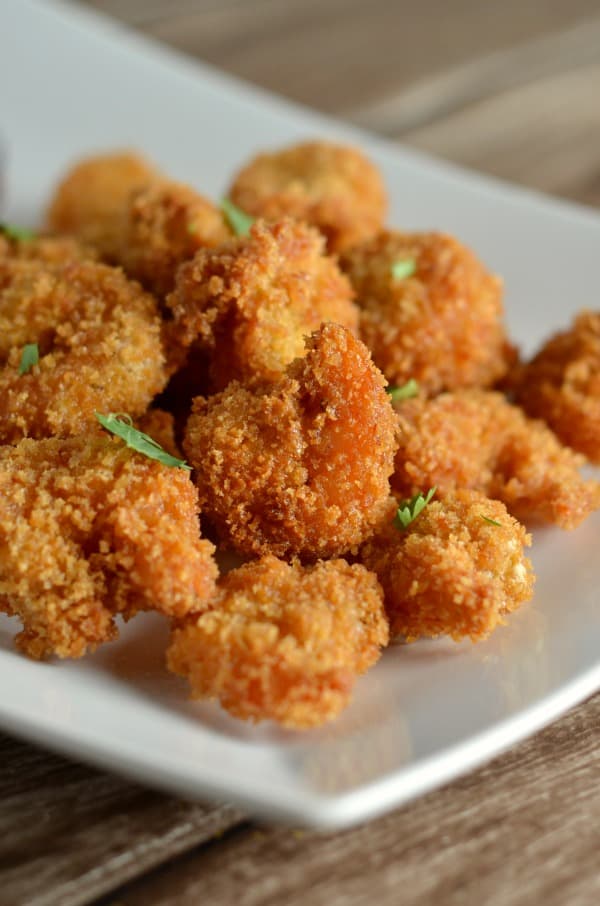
165;218;359;390
360;491;534;642
167;555;388;728
184;322;399;559
391;390;599;530
512;311;600;464
0;435;218;660
47;150;158;260
340;231;515;394
228;141;387;253
0;256;168;443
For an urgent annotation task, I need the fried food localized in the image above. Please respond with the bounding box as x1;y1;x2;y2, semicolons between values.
392;390;600;530
340;230;515;394
0;435;218;660
360;491;534;642
0;232;98;264
228;140;387;253
167;555;388;728
46;150;158;261
165;218;359;389
0;255;168;443
184;322;399;559
512;311;600;464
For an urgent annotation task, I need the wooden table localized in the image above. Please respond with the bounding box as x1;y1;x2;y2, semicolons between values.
4;1;600;903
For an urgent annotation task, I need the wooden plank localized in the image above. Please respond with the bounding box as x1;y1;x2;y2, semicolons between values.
94;694;600;906
0;734;244;906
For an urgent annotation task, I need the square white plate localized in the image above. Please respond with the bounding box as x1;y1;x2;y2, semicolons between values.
1;0;599;830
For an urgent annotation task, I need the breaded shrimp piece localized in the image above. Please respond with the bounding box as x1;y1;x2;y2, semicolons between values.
340;231;515;394
184;323;399;559
360;491;534;642
391;390;600;530
168;555;388;728
47;151;158;260
512;311;600;464
228;141;387;253
0;435;218;660
0;256;168;443
166;218;359;389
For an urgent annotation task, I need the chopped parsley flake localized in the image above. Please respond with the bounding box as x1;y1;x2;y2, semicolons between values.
95;413;191;470
386;379;419;401
391;258;416;281
481;515;502;527
18;343;39;375
394;487;436;530
221;198;254;237
1;223;36;242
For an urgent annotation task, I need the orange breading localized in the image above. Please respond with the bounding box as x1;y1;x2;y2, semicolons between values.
0;256;168;443
167;555;388;728
0;232;98;264
340;230;515;394
165;218;359;389
360;491;534;642
0;435;218;660
46;150;158;260
118;180;230;298
512;311;600;464
228;141;387;253
391;390;600;530
184;323;399;559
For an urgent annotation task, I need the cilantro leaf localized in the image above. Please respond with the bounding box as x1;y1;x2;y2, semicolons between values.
481;515;502;527
394;487;436;530
391;258;416;281
386;379;419;401
1;223;36;242
18;343;39;375
95;413;191;470
221;198;254;237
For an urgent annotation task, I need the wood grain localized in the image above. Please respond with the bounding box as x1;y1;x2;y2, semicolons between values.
3;1;600;904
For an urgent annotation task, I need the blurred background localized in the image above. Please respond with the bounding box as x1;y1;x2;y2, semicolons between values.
80;0;600;206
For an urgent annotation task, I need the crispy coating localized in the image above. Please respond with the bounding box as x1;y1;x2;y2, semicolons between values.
340;230;515;394
166;218;359;389
512;311;600;464
360;491;534;642
0;435;218;660
0;256;168;443
0;233;98;264
118;180;230;298
184;323;399;559
47;151;158;260
167;555;388;728
392;390;600;530
228;141;387;253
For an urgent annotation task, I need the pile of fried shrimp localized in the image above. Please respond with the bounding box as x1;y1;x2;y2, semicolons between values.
1;140;598;729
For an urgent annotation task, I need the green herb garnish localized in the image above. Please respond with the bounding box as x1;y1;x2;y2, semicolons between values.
95;413;191;470
481;515;502;527
221;198;254;237
18;343;39;375
394;487;436;530
391;258;416;281
386;379;419;401
1;223;36;242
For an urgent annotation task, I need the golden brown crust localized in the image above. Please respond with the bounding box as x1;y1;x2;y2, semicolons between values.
166;218;359;389
360;491;534;642
0;233;98;264
46;151;158;260
229;141;387;253
512;311;600;464
391;390;600;530
167;555;388;728
0;435;218;660
340;230;515;394
184;322;399;559
0;256;168;443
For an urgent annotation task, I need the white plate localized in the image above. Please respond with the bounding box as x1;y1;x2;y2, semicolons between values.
1;0;599;830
